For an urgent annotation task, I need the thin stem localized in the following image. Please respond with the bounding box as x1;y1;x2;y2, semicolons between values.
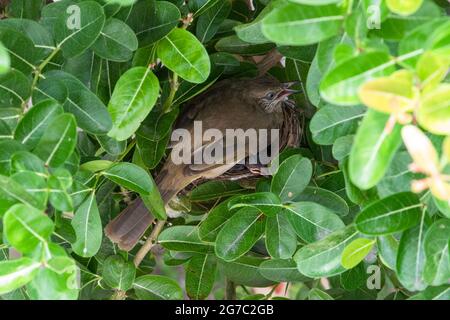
31;46;61;91
133;220;166;267
117;139;136;162
346;0;354;15
162;73;179;113
316;169;342;179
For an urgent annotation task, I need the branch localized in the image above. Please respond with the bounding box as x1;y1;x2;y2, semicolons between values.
133;220;166;267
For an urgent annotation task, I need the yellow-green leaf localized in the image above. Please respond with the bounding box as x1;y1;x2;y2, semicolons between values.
417;83;450;135
386;0;424;16
358;70;418;114
341;238;375;269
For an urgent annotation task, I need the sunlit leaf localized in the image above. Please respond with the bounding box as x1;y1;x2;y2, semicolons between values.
341;238;375;269
71;192;102;257
157;28;211;83
107;67;159;141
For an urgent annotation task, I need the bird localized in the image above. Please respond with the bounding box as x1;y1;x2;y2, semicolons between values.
104;76;300;251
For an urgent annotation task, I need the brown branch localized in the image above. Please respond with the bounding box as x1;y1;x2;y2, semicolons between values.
133;220;166;267
256;48;283;76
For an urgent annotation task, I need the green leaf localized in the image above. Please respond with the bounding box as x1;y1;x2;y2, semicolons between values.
215;207;265;261
265;214;297;259
386;0;424;16
71;192;102;258
294;225;359;278
377;151;416;198
320;52;397;106
398;19;447;68
340;262;366;290
0;42;10;74
261;3;344;46
0;27;39;75
310;104;366;145
14;99;64;149
271;155;312;202
284;202;345;243
289;0;343;4
80;160;113;173
198;198;237;242
185;254;216;300
104;0;138;6
377;235;399;270
234;0;285;44
27;256;79;300
0;175;44;213
259;259;309;282
308;288;334;300
49;1;106;58
134;275;183;300
0;258;40;295
355;192;422;235
417;84;450;135
159;226;213;253
157;28;211;83
6;0;43;20
214;35;275;55
396;213;428;292
196;0;231;43
107;67;159;141
423;219;450;286
139;175;167;221
137;1;180;46
0;69;31;109
92;18;138;62
48;174;73;212
136;106;178;168
227;192;283;217
340;157;378;206
11;172;48;210
96;134;126;156
408;285;450;300
190;180;246;202
102;255;136;291
292;186;349;217
10;151;46;174
103;162;155;195
349;110;402;189
0;140;27;175
433;196;450;219
371;1;441;41
33;113;77;168
4;204;54;254
341;238;375;269
219;256;275;287
44;70;112;134
32;77;68;105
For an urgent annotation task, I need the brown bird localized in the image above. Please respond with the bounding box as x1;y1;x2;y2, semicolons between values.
105;76;299;251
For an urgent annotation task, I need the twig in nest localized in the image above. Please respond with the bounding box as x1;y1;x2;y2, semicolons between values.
256;48;283;76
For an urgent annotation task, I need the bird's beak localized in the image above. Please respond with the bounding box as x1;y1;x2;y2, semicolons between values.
277;82;302;100
282;81;300;89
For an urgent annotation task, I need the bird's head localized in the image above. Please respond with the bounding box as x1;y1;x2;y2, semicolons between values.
243;76;300;113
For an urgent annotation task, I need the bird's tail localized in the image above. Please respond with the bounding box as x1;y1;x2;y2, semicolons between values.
104;165;190;251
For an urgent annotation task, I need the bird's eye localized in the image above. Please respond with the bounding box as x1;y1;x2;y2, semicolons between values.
265;92;275;99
